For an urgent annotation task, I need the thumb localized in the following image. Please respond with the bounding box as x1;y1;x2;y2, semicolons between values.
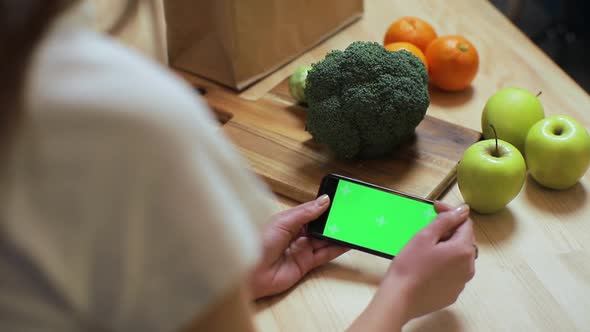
261;195;331;263
426;204;470;241
272;195;331;235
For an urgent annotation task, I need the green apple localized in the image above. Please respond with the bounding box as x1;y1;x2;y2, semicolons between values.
458;138;526;214
288;65;311;104
482;87;545;155
525;115;590;189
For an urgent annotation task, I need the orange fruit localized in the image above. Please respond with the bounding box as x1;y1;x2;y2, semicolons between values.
425;36;479;91
384;16;438;52
385;42;428;70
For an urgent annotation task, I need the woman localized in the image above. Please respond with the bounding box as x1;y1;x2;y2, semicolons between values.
0;1;476;331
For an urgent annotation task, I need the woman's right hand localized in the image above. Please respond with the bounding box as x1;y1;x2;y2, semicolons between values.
349;202;476;331
386;201;476;318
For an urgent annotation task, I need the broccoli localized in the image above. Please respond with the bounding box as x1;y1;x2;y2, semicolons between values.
304;41;430;159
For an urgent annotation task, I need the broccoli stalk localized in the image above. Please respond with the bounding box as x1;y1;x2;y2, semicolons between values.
304;41;430;159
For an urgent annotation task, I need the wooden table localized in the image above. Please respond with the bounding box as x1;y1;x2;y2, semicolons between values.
247;1;590;331
110;0;590;330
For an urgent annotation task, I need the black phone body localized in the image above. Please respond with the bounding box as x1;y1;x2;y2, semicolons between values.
308;174;437;259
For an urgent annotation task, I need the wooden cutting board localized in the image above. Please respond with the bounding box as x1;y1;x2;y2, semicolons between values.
179;72;482;203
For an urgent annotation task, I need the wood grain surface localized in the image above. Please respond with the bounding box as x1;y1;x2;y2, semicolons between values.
180;73;481;202
106;0;590;331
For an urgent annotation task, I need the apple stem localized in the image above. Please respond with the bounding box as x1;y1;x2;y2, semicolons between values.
537;91;542;97
490;124;499;157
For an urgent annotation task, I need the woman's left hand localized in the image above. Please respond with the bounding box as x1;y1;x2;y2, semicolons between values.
250;195;349;300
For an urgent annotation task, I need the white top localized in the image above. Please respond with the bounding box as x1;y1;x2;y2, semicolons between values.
0;7;273;332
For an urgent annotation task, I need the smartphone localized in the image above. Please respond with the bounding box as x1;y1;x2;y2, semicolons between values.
308;174;438;259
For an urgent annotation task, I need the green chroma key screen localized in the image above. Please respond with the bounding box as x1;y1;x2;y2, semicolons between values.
322;179;437;257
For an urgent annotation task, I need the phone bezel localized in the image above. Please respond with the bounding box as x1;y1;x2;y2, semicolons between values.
308;174;435;259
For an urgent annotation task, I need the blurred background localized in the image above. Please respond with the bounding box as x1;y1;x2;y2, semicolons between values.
491;0;589;92
97;0;589;93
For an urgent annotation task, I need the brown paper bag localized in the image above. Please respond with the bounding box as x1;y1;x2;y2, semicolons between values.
164;0;363;90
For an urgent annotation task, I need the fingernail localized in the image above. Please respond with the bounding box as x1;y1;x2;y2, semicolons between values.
316;194;330;207
454;204;469;217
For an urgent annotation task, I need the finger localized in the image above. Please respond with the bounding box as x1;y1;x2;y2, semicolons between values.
434;201;454;213
467;258;476;281
426;204;470;240
310;237;334;251
288;237;315;273
273;195;331;236
434;201;455;240
312;245;350;269
447;217;474;245
449;221;477;281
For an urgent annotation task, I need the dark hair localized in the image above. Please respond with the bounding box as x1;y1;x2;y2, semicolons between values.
0;1;68;134
0;0;139;137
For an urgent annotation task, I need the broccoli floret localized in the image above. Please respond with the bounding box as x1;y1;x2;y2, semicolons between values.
304;41;430;159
